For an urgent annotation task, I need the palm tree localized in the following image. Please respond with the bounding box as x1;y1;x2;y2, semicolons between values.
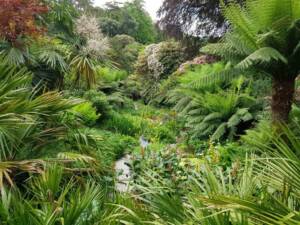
0;61;100;186
198;122;300;224
202;0;300;123
0;165;105;225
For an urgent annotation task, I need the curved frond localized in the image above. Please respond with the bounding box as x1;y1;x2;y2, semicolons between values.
237;47;288;69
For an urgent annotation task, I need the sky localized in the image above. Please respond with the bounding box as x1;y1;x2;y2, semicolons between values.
93;0;163;20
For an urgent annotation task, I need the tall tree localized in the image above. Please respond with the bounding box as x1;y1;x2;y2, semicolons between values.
0;0;48;66
158;0;244;38
124;0;157;43
0;0;48;45
202;0;300;123
98;0;157;44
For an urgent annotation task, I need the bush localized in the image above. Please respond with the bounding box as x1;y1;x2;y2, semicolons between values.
103;112;140;136
121;74;143;100
96;67;128;83
89;129;138;162
132;147;188;188
109;35;143;73
135;41;184;102
208;142;247;168
136;41;184;80
83;90;112;120
150;125;176;144
72;102;100;127
168;77;263;141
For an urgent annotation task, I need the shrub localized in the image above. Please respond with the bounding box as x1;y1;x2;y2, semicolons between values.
107;92;135;110
103;112;140;136
89;129;138;163
83;90;112;120
136;41;184;81
169;78;262;141
121;74;143;100
208;142;247;168
135;41;184;102
109;35;143;73
150;125;176;144
96;67;128;83
132;147;188;188
72;102;100;126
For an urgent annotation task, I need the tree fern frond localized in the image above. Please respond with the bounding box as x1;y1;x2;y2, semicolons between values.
211;123;227;141
201;124;219;137
203;112;223;123
187;116;206;124
192;122;210;134
227;113;242;128
236;108;250;116
237;47;288;69
189;67;244;89
242;112;254;122
173;96;193;113
222;0;258;51
189;108;206;116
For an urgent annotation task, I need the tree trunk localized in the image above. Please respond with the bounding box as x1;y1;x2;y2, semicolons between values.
271;76;296;123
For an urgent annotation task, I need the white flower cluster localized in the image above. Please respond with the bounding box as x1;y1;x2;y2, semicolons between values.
75;15;110;60
82;38;110;60
144;44;165;79
75;15;102;40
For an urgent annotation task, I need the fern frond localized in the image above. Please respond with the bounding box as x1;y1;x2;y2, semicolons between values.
189;67;244;89
227;114;242;128
203;112;223;123
237;47;288;69
242;112;254;122
211;123;227;141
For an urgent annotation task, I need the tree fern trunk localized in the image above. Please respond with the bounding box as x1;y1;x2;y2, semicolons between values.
271;76;296;123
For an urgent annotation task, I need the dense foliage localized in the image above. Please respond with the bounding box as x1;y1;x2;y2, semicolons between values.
98;0;158;44
136;40;184;102
0;0;48;44
0;0;299;224
158;0;244;38
202;0;300;122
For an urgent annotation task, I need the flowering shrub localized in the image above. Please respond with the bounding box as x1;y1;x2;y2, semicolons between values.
136;41;184;81
144;44;165;79
177;55;218;73
135;41;184;102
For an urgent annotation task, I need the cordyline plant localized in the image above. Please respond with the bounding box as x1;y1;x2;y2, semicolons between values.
71;15;110;89
0;0;48;46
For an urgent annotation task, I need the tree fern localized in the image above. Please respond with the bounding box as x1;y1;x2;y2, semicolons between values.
170;79;261;141
202;0;300;122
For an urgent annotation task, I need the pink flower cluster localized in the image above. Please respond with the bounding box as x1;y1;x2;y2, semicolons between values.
178;55;218;73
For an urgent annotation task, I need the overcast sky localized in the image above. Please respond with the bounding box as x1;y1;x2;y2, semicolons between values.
93;0;163;20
